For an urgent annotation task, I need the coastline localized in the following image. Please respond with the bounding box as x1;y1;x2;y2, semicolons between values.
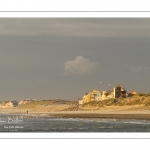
46;108;150;120
1;107;150;120
48;112;150;120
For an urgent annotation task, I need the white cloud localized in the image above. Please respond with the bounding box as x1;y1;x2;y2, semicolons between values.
64;56;99;75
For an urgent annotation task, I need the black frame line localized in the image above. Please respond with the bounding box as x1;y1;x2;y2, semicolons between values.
0;138;150;139
0;11;150;12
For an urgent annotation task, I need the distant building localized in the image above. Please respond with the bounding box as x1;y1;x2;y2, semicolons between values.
93;90;101;101
114;84;127;98
5;101;18;108
23;99;33;104
78;98;84;105
78;90;101;105
78;84;128;105
102;90;114;100
128;90;137;97
18;100;24;105
102;91;108;100
11;101;18;107
5;101;13;108
0;101;6;108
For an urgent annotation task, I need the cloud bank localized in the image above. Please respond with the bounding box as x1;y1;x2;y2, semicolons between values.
1;19;150;38
64;56;99;75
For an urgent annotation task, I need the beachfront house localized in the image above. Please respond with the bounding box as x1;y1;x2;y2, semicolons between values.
128;90;137;97
78;98;84;105
5;101;18;108
11;101;18;107
78;84;128;105
114;84;127;98
0;101;6;108
102;84;128;100
5;101;13;108
18;100;24;105
78;90;102;105
102;90;114;100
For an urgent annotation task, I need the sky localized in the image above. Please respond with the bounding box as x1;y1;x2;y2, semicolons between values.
0;18;150;101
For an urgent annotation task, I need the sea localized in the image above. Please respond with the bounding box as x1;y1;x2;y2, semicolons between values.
0;114;150;132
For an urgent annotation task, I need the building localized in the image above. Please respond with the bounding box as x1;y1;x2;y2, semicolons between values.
128;90;137;97
23;99;33;104
18;100;24;105
11;101;18;107
102;91;108;100
5;101;13;108
114;84;127;98
93;90;101;101
102;90;114;100
78;98;84;105
5;101;18;108
0;101;6;108
101;84;127;100
78;90;101;105
78;84;128;105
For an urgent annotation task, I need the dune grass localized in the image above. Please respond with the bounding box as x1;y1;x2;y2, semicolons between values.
18;100;77;109
81;96;150;108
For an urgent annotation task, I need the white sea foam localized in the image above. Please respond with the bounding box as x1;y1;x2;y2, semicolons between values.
123;121;150;125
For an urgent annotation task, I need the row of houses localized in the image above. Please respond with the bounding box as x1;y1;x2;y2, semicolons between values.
78;84;137;105
0;99;38;108
0;101;18;108
18;99;38;105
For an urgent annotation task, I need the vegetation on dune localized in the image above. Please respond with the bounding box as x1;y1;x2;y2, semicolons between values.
145;92;150;97
135;92;150;97
18;100;78;109
17;94;150;110
80;96;150;108
18;101;41;109
81;98;116;107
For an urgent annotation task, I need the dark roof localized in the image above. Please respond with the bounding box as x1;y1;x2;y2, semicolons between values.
116;84;127;92
116;84;122;87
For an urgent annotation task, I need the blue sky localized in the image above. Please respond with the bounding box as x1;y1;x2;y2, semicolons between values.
0;18;150;100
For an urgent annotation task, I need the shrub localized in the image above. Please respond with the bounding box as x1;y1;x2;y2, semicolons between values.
137;93;146;97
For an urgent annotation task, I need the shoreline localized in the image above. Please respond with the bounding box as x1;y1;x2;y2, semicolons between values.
1;108;150;120
48;113;150;120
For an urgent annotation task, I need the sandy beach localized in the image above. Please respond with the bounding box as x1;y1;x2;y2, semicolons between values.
1;105;150;120
48;110;150;120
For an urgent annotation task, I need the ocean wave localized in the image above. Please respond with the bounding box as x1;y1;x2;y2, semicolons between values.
123;121;150;125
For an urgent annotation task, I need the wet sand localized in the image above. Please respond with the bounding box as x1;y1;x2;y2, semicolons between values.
46;109;150;120
49;112;150;120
